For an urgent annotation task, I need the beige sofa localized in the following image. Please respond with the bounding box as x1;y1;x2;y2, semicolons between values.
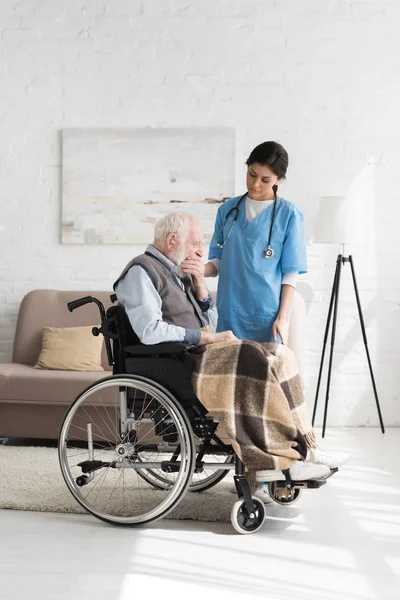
0;288;306;440
0;290;113;439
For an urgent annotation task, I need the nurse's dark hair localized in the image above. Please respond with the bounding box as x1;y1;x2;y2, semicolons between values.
246;141;288;198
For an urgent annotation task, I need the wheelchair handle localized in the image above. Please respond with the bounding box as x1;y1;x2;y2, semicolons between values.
67;296;93;312
67;295;113;367
68;295;107;322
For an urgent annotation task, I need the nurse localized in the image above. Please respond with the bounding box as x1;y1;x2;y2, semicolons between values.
203;141;307;344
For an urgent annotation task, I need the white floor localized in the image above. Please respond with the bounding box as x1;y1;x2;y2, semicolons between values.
1;428;399;600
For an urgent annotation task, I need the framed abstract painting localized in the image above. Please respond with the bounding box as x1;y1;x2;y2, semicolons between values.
61;128;235;244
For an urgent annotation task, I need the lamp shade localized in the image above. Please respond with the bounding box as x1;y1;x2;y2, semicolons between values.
313;196;366;244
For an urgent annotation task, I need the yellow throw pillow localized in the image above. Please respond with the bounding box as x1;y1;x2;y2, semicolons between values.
34;326;104;372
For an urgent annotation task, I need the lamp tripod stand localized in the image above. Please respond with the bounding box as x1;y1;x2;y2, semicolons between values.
311;247;385;437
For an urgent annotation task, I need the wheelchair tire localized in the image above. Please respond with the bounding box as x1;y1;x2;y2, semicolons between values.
58;374;196;526
231;496;265;534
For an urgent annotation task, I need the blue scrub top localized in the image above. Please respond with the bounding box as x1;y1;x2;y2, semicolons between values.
209;195;308;342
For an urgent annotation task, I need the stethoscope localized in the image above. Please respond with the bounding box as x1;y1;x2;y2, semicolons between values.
216;192;278;258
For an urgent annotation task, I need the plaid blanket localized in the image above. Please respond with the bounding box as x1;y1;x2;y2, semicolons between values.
185;340;317;471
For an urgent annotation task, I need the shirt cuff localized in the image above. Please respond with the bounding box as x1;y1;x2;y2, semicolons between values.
183;328;201;347
196;294;212;312
282;272;298;288
209;258;221;273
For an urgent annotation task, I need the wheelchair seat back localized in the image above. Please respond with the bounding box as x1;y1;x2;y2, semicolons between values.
105;303;207;419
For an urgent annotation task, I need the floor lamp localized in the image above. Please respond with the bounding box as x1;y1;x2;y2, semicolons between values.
311;196;385;438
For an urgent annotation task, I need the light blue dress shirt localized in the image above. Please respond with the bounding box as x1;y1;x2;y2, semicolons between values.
115;245;217;346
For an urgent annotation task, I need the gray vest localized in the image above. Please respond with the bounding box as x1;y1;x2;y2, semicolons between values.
113;252;204;330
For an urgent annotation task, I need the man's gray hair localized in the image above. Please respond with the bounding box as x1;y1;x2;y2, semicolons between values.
153;212;193;244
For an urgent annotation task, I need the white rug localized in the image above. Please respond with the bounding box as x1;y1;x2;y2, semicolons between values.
0;446;236;523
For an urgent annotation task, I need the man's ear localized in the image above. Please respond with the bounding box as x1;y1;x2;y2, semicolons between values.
166;232;176;249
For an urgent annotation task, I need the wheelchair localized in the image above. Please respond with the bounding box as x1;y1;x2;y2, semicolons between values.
58;295;331;534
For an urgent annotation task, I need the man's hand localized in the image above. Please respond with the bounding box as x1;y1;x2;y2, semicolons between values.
272;316;289;345
181;255;205;284
199;330;238;346
181;255;209;300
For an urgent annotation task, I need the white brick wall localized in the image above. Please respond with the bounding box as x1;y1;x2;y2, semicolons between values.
0;0;399;425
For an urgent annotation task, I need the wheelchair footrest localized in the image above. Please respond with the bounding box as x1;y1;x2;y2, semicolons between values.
280;465;338;489
301;466;338;487
161;461;180;473
78;459;111;473
303;478;327;489
275;478;328;490
289;477;328;489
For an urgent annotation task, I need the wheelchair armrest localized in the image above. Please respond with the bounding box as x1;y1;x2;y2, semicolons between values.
124;342;191;356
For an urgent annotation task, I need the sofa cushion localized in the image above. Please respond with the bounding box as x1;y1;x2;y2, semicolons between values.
34;326;104;372
0;363;107;404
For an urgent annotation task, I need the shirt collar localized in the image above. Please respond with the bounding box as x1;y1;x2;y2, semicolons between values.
146;244;180;276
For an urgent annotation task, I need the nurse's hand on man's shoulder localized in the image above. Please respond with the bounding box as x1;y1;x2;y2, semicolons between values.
199;330;238;346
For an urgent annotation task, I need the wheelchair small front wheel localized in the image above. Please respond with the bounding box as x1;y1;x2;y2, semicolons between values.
230;496;265;534
268;481;302;505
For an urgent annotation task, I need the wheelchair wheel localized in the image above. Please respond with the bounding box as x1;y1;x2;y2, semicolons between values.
268;481;302;505
231;496;265;534
136;443;234;493
58;375;196;526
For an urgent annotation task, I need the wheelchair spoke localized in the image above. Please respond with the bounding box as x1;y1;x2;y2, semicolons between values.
89;402;119;442
85;462;112;504
69;407;119;446
103;469;124;512
131;391;152;425
135;419;177;447
77;398;119;443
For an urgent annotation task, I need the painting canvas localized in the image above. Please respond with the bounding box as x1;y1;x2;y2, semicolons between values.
61;128;235;244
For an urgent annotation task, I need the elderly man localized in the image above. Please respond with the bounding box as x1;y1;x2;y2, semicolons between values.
114;213;235;348
114;212;346;500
